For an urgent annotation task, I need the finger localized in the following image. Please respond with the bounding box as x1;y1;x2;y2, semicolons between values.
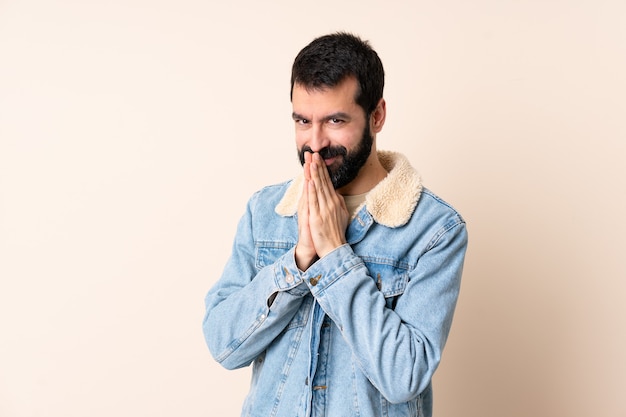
313;152;333;187
310;154;334;208
307;173;320;213
309;156;329;211
303;151;312;181
295;178;319;268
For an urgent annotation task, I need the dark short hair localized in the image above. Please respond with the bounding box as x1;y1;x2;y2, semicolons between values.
290;32;385;115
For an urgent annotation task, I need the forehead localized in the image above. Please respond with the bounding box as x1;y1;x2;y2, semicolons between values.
292;77;362;116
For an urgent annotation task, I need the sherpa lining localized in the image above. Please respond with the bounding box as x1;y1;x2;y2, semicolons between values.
274;151;422;228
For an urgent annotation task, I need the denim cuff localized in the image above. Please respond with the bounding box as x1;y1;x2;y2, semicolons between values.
303;244;364;295
273;247;309;296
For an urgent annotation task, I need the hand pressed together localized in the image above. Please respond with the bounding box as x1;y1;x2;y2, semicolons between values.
295;152;349;271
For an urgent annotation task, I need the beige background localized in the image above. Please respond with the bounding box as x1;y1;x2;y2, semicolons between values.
1;0;624;416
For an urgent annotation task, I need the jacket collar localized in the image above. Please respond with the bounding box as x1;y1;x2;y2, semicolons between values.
275;150;422;228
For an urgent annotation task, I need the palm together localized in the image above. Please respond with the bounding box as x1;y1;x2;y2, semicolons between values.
295;152;350;271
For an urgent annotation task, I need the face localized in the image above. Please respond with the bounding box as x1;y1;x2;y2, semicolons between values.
292;77;373;190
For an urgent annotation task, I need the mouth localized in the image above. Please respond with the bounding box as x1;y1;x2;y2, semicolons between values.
323;154;346;169
323;156;338;166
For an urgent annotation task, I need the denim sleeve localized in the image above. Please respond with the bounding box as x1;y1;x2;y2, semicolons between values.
202;195;309;370
304;217;468;404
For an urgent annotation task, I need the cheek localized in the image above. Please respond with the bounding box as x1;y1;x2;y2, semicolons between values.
334;129;362;149
294;131;307;150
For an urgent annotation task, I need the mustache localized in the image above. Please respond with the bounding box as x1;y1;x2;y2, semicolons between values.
299;145;347;165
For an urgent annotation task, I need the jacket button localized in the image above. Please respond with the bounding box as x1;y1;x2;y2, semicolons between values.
283;267;294;283
310;275;320;286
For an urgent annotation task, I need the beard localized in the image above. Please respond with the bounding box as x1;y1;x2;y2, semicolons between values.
298;123;374;190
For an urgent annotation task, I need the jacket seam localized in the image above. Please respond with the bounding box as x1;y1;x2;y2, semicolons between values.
426;217;466;251
215;311;268;364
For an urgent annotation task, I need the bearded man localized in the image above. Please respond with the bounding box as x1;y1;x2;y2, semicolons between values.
203;32;468;417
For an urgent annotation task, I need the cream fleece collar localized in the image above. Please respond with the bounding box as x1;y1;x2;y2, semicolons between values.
274;150;423;228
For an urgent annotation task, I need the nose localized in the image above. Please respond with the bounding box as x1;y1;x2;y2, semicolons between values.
308;123;329;153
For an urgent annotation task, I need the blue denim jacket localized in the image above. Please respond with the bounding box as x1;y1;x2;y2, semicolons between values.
203;151;468;417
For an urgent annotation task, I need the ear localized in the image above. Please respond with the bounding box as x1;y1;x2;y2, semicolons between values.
370;98;386;134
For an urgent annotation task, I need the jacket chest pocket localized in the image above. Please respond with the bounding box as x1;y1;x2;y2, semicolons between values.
254;241;294;270
362;258;410;310
255;241;309;329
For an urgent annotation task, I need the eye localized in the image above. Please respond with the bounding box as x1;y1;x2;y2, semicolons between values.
329;118;344;124
295;118;309;125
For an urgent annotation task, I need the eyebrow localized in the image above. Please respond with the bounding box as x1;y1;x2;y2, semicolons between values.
291;112;352;121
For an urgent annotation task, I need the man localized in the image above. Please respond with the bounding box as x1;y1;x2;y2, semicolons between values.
203;32;468;417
